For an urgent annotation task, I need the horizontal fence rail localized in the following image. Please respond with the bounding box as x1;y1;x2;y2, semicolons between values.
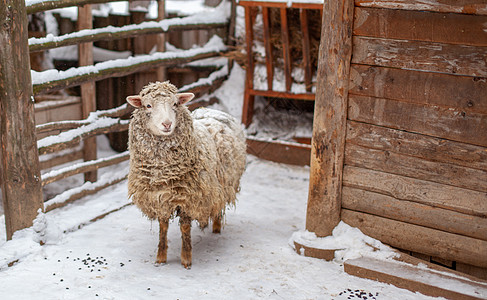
32;36;227;94
29;10;229;52
26;0;115;14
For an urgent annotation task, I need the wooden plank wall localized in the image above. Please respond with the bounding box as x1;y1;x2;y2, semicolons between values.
341;1;487;275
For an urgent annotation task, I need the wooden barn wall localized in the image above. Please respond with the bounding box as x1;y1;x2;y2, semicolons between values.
340;2;487;274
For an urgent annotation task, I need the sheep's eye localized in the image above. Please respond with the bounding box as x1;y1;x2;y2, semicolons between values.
173;103;178;108
146;104;152;109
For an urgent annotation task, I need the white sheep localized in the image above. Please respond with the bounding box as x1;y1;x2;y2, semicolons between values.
126;81;246;268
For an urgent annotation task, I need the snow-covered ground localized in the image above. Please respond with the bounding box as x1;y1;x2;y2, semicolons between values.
0;153;442;300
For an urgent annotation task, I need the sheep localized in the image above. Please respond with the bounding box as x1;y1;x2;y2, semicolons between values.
126;81;246;268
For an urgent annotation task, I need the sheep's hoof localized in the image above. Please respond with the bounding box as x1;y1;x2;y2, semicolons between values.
181;260;192;269
155;258;167;265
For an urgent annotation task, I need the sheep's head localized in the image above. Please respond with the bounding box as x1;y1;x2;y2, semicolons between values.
126;81;194;136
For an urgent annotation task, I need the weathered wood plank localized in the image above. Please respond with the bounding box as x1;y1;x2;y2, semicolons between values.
348;95;487;147
342;165;487;217
342;186;487;240
355;0;487;15
40;150;84;170
345;143;487;192
354;7;487;46
352;36;487;77
344;256;487;300
26;0;114;14
0;0;44;240
346;121;487;171
246;138;311;166
349;65;487;114
341;210;487;268
306;0;355;237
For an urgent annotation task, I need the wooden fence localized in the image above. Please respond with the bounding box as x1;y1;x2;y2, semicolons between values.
0;0;235;240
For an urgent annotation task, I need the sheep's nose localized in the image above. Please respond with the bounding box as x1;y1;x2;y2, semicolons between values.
162;121;172;129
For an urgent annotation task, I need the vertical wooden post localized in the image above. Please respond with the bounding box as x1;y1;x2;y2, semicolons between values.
300;9;312;93
262;7;274;91
156;0;167;82
0;0;43;240
242;6;255;127
280;8;292;92
78;4;97;182
306;0;355;237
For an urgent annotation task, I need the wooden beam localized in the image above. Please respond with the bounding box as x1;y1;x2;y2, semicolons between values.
26;0;114;14
246;138;311;166
78;4;97;183
306;0;355;237
354;0;487;15
0;0;44;240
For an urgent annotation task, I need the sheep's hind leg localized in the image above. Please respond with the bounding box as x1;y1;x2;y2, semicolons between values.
212;214;222;234
180;215;192;269
156;218;169;264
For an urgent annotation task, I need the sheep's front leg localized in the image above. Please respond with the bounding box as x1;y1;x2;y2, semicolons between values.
156;218;169;264
180;215;192;269
212;214;222;234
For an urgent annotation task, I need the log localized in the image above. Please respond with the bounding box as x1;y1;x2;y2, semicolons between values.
26;0;114;14
346;121;487;171
352;36;487;77
32;45;225;95
345;143;487;192
42;152;129;186
348;95;487;147
306;0;354;237
354;0;487;15
0;0;44;240
38;121;129;155
29;21;228;53
353;7;487;46
342;186;487;241
341;210;487;268
342;165;487;217
349;65;487;115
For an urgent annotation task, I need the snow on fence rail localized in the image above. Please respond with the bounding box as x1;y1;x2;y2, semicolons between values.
25;0;115;14
29;10;229;52
32;36;227;95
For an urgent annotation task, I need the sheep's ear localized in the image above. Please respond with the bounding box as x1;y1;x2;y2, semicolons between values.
177;93;195;105
127;95;142;108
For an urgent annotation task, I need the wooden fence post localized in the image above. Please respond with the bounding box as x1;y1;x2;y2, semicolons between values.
157;0;167;82
306;0;354;237
0;0;44;240
78;4;97;182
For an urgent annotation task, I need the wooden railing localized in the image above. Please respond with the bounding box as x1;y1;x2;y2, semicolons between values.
0;0;235;240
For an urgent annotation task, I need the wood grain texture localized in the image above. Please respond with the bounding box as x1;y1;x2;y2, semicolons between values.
341;210;487;268
353;7;487;46
242;6;255;126
348;95;487;147
349;65;487;114
355;0;487;15
78;4;97;183
342;186;487;240
346;121;487;171
342;165;487;217
306;0;355;237
352;36;487;77
0;0;44;240
345;143;487;192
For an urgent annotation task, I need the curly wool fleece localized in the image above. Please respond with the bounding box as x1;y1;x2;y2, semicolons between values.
127;81;247;228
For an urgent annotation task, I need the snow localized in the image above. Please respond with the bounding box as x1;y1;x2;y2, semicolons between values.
0;154;444;300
